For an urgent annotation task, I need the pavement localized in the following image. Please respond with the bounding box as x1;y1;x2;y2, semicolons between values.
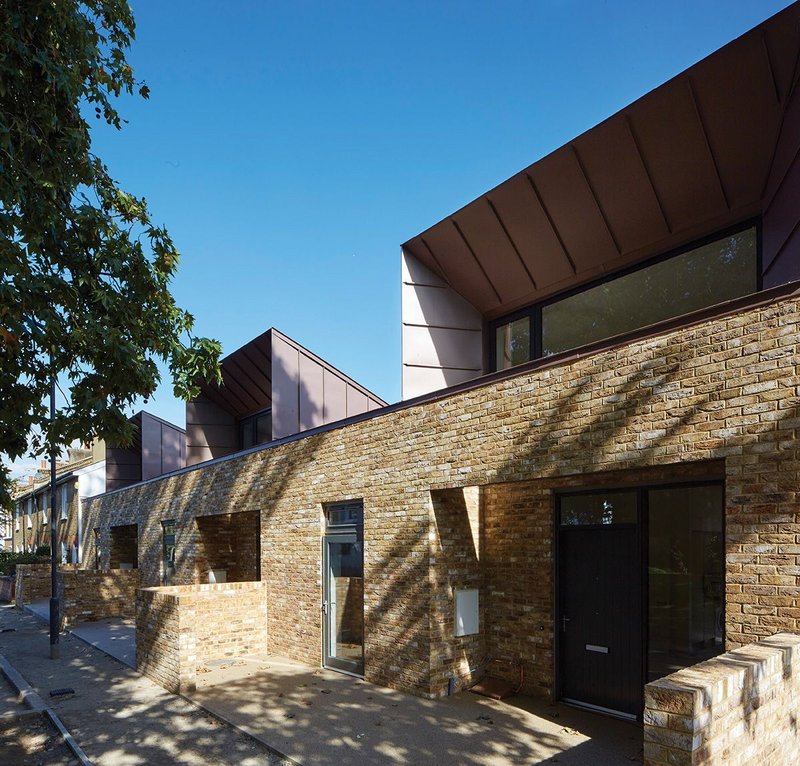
7;603;643;765
27;599;135;667
0;605;285;765
189;655;643;765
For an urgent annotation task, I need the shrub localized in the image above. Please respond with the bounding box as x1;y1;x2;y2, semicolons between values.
0;551;49;576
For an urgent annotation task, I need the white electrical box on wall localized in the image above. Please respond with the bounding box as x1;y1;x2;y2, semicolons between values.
454;588;479;637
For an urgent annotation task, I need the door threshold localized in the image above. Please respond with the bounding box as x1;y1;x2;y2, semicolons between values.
323;664;364;680
561;698;639;722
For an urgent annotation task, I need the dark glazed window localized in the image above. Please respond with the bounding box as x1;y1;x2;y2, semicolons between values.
162;520;176;586
559;491;638;526
490;225;758;370
542;228;757;356
495;316;531;371
239;408;272;450
648;485;724;680
326;501;364;528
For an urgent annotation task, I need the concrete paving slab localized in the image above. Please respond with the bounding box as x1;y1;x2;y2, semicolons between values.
189;655;643;766
25;599;135;668
26;597;49;622
67;618;135;668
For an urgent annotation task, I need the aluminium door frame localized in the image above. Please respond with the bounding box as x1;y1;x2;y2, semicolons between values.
553;478;725;721
321;521;365;677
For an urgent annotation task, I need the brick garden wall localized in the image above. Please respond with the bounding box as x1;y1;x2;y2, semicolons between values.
643;632;800;765
14;563;52;607
85;294;800;699
14;564;138;626
136;582;267;694
60;570;139;625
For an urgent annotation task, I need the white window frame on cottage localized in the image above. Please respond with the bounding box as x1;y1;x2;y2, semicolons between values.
26;497;32;529
15;503;20;532
60;485;68;521
42;490;48;525
60;541;67;564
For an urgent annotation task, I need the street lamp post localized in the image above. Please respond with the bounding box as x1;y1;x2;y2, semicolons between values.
48;352;59;660
24;315;60;660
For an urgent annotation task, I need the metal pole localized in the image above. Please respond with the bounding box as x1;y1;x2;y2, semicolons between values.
49;354;59;659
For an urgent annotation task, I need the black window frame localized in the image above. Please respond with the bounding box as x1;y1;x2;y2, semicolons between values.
237;407;273;450
488;220;762;372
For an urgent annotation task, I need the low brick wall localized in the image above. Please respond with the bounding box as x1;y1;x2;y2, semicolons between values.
60;570;139;625
14;564;139;627
0;576;15;603
14;563;52;607
644;632;800;765
136;581;267;694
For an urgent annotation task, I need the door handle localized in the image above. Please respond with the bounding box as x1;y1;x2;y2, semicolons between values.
322;600;328;614
562;616;570;632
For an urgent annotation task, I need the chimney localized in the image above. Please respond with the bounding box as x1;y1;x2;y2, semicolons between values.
40;459;47;470
28;476;34;486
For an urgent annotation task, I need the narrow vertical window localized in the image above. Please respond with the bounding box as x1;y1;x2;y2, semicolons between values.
162;520;177;585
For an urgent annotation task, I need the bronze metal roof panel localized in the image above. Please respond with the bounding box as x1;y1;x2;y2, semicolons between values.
628;78;728;230
686;36;780;209
450;200;537;305
573;117;669;257
488;173;576;297
422;220;500;311
529;147;620;274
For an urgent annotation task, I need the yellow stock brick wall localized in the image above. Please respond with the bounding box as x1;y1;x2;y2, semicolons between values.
643;632;800;765
85;293;800;698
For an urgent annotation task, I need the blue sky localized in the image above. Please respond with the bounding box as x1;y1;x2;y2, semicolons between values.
14;1;794;476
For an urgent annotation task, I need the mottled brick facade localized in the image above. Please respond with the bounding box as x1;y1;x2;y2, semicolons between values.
85;292;800;699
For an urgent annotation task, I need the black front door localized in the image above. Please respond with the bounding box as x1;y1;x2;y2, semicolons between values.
558;491;642;719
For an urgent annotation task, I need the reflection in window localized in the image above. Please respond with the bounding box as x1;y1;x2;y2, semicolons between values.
648;485;724;681
490;226;758;370
495;316;531;371
542;228;757;356
326;501;364;527
239;408;272;450
559;491;637;526
162;520;177;586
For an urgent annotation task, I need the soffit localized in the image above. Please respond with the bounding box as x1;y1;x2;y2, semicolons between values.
198;331;273;418
402;3;800;318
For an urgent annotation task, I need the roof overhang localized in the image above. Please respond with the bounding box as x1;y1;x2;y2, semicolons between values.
197;330;273;418
402;3;800;319
196;328;388;419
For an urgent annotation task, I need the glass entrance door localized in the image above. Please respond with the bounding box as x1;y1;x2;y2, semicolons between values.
323;502;364;675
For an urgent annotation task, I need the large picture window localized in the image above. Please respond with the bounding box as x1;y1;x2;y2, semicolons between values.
491;225;758;371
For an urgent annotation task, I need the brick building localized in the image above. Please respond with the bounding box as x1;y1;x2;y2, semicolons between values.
83;4;800;722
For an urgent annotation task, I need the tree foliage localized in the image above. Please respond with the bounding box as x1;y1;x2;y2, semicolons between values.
0;1;222;510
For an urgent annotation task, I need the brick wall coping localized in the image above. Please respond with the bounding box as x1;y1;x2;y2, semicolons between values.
90;279;800;502
644;633;800;764
63;569;138;577
646;632;800;714
139;581;265;605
